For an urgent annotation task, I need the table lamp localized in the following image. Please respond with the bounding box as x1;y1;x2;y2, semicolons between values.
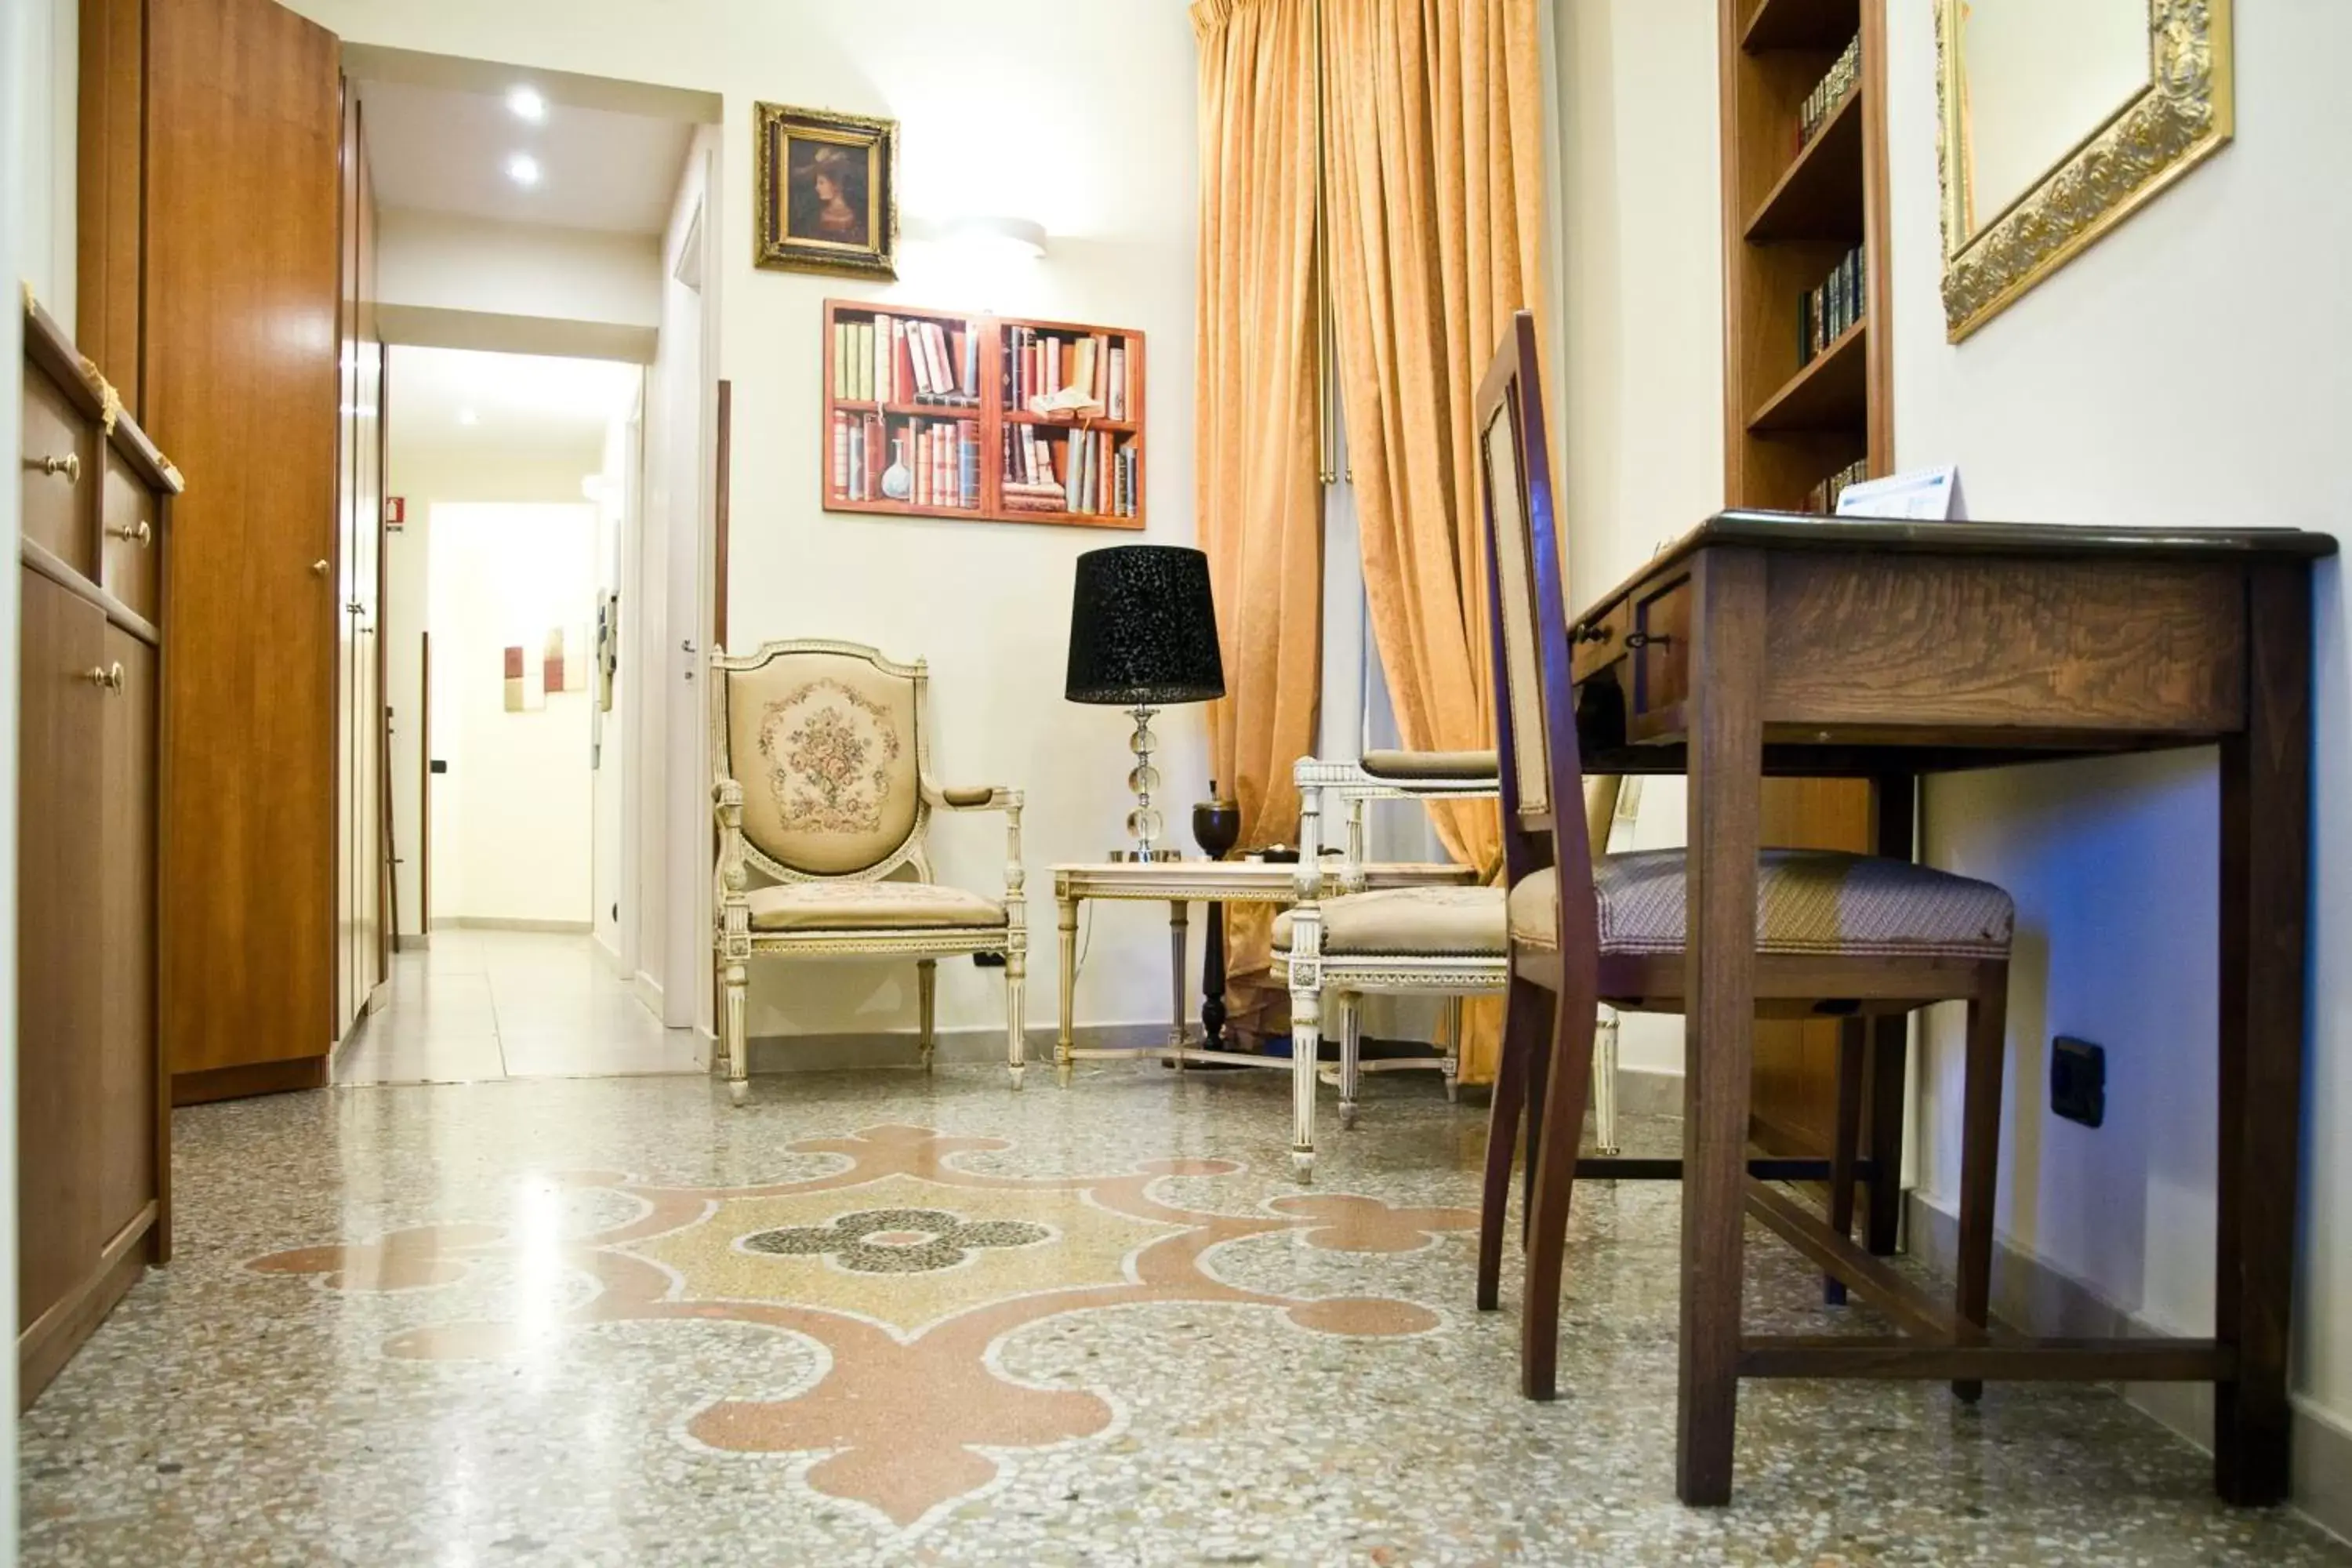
1064;545;1225;861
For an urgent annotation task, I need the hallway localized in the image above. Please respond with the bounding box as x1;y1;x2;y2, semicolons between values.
19;1050;2351;1563
336;930;703;1084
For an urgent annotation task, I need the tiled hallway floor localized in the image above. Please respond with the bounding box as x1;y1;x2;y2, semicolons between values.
21;1059;2352;1564
335;929;705;1084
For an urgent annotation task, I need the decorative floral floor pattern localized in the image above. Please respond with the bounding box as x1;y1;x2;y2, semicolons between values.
245;1122;1475;1530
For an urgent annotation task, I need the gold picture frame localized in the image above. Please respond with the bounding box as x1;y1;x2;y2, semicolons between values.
753;102;899;280
1936;0;2233;342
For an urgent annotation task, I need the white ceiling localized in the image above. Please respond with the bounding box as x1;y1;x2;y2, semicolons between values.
356;76;696;234
390;346;641;454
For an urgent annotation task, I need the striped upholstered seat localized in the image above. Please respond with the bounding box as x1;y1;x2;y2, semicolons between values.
1508;849;2014;960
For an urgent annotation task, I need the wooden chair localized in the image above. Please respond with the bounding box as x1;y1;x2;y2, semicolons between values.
1271;753;1627;1181
1468;311;2016;1411
710;639;1026;1102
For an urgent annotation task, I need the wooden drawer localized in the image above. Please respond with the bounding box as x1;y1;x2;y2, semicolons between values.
21;365;96;573
1629;575;1691;728
99;448;161;622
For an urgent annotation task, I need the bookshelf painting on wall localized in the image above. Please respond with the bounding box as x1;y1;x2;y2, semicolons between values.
820;299;1145;530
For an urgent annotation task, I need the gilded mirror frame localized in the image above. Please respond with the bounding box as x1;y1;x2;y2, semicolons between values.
1936;0;2233;342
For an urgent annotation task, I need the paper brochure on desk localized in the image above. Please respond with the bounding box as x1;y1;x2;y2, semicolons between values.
1835;465;1965;521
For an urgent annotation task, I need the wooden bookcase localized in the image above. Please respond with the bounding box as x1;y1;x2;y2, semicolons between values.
820;299;1145;531
1719;0;1889;510
1718;0;1889;1159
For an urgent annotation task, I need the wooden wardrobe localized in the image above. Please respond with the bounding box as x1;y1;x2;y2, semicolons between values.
78;0;387;1105
17;296;178;1406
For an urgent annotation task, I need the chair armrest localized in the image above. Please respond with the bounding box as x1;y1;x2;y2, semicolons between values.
1359;748;1497;782
922;779;1021;813
920;779;1026;916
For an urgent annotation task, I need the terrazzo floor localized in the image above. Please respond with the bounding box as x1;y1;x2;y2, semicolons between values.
20;1058;2352;1566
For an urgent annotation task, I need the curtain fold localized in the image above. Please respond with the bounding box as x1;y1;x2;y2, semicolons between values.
1323;0;1548;1080
1192;0;1325;1025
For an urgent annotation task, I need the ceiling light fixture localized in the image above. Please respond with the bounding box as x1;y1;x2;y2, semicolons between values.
506;85;546;122
505;152;542;187
456;407;481;426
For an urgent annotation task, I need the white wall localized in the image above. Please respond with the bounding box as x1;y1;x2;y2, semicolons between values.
384;441;612;935
14;0;74;328
378;209;663;328
1882;1;2352;1439
424;502;601;925
282;0;1206;1044
1551;0;1722;1076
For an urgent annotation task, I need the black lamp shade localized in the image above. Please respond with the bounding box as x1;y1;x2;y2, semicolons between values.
1064;545;1226;706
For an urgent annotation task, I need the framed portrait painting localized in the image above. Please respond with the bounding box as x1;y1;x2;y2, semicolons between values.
754;103;898;279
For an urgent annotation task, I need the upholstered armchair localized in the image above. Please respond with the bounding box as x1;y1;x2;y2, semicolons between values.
710;639;1025;1103
1269;752;1624;1181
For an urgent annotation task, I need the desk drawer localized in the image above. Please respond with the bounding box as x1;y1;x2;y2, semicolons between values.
1630;577;1690;722
99;448;161;622
21;365;96;573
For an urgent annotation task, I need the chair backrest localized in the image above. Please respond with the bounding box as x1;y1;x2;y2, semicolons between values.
710;638;931;882
1475;311;1599;957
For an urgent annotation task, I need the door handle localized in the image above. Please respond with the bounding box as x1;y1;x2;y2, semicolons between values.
313;560;331;576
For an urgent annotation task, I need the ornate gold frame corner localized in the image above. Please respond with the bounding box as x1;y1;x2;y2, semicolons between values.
753;101;901;281
1936;0;2233;343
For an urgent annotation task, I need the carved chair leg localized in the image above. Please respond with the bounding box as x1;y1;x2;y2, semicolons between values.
723;954;750;1105
1443;996;1465;1102
1290;975;1323;1183
1005;946;1027;1090
916;959;938;1073
1337;993;1362;1130
1592;1011;1621;1156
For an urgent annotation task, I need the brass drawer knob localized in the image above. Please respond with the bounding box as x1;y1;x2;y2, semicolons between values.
107;517;153;546
82;662;124;691
31;452;82;483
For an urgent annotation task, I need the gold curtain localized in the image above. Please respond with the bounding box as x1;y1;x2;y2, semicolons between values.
1192;0;1327;1028
1323;0;1548;1080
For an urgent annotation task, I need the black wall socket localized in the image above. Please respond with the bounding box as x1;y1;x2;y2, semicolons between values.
2051;1036;2106;1128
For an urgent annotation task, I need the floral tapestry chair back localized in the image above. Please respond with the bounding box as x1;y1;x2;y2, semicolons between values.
718;642;931;884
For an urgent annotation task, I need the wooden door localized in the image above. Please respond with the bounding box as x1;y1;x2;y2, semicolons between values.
18;571;107;1340
145;0;343;1098
98;629;161;1244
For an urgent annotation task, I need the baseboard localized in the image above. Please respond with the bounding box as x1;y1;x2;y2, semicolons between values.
444;916;593;934
394;933;432;953
172;1056;328;1106
744;1021;1188;1075
592;932;626;973
633;971;664;1018
1617;1063;1682;1118
1907;1192;2350;1545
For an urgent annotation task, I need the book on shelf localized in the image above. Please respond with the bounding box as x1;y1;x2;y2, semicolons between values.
1804;457;1871;516
1795;244;1867;368
1798;34;1862;149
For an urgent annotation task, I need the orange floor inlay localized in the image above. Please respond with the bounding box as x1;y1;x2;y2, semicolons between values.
246;1123;1476;1527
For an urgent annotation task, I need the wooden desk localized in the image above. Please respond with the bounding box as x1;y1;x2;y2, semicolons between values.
1566;512;2336;1507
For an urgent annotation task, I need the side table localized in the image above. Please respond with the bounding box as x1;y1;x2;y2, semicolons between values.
1050;859;1477;1085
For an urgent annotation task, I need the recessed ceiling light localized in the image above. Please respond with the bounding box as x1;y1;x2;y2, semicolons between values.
506;85;546;123
505;153;542;187
456;407;481;426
